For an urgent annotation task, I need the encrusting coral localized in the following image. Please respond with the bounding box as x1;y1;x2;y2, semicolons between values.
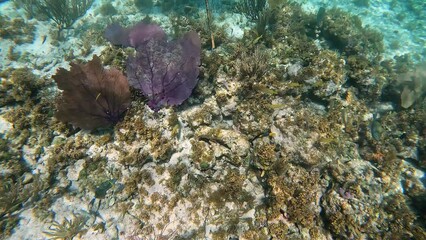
0;15;36;44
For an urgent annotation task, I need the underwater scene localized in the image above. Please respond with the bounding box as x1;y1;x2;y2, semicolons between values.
0;0;425;239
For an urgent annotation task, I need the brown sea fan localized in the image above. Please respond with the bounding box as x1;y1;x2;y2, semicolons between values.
53;55;130;130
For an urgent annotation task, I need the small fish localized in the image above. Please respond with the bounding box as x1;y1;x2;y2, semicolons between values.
371;116;384;141
252;84;278;95
94;179;116;199
267;103;286;109
251;35;263;45
41;35;47;44
316;7;326;27
89;179;118;220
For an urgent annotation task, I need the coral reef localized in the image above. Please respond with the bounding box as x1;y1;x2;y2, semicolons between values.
0;0;425;239
0;15;36;44
318;8;384;58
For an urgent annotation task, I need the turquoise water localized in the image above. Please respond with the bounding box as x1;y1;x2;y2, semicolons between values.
0;0;425;239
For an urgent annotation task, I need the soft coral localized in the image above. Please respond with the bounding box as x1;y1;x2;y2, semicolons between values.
54;56;131;130
105;22;201;111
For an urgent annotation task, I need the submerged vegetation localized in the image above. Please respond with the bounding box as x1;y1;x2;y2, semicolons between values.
13;0;94;30
43;213;89;240
236;0;267;20
0;0;425;239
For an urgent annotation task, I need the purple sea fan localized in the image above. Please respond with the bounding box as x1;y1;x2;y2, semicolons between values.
127;31;201;111
53;56;131;130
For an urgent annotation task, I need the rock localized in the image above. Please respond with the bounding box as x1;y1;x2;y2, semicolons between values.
66;159;86;181
22;172;33;184
195;126;250;158
181;97;221;128
22;145;37;167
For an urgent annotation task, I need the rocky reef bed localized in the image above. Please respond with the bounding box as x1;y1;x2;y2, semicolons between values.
0;0;425;239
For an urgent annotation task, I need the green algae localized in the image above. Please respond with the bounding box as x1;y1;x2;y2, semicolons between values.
0;15;36;44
